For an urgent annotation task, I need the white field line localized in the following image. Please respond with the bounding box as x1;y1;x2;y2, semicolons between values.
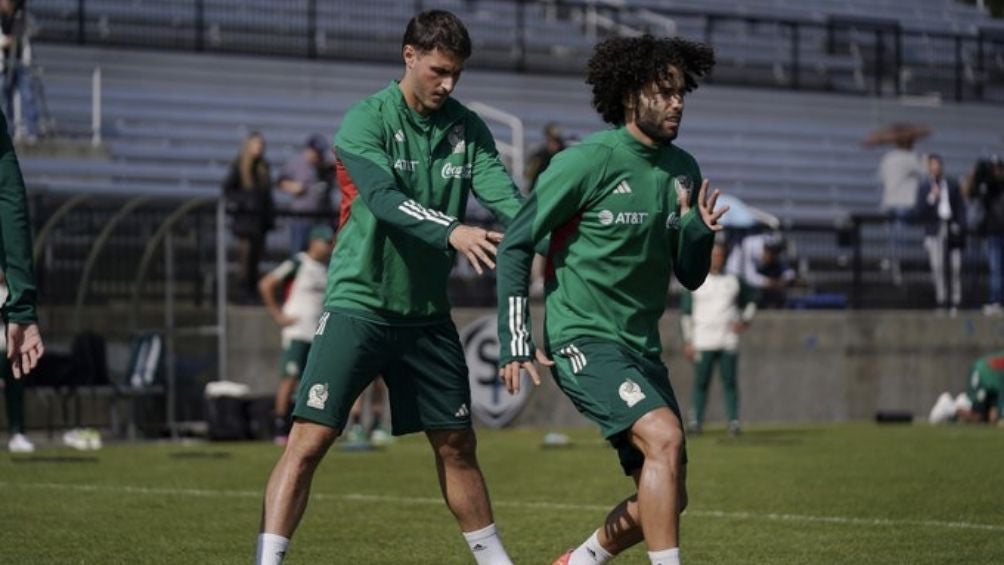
3;481;1003;533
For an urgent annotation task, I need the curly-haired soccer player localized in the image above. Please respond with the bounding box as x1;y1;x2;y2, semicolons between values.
496;35;726;565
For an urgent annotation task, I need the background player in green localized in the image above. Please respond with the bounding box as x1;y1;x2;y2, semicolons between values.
680;239;757;436
0;112;44;455
929;350;1004;425
257;11;523;565
496;36;725;565
258;224;334;445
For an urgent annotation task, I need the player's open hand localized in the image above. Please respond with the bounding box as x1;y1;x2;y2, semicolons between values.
681;179;728;231
6;322;44;379
498;349;552;395
448;224;504;275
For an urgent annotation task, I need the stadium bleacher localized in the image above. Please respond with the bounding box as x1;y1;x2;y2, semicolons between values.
25;43;1001;222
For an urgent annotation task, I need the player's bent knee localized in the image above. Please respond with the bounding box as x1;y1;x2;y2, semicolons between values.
429;428;478;463
641;429;685;466
285;419;340;464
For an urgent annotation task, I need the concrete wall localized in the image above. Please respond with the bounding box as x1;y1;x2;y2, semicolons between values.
232;307;1004;427
14;306;1002;432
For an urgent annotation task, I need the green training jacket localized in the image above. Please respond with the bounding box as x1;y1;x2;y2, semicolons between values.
330;81;523;323
0;114;36;324
497;127;713;363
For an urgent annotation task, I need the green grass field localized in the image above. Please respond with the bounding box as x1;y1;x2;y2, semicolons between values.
2;424;1003;564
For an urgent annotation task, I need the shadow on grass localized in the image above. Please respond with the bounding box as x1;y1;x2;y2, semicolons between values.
10;455;100;463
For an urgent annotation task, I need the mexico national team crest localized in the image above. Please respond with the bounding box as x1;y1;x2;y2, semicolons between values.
448;124;466;154
460;314;533;428
618;378;646;408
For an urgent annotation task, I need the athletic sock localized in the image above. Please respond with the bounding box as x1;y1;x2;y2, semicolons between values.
569;530;613;564
648;547;680;565
256;533;289;565
462;523;513;565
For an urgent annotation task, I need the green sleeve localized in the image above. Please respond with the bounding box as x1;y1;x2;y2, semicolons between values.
672;210;714;290
0;116;37;323
468;115;523;226
496;147;601;365
670;164;713;290
335;103;458;249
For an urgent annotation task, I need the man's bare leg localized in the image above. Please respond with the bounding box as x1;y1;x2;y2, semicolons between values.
564;439;688;563
427;428;512;565
257;420;340;564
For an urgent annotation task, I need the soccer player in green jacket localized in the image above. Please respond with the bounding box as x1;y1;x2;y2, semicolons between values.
496;36;725;565
0;113;43;454
257;11;522;565
0;112;43;379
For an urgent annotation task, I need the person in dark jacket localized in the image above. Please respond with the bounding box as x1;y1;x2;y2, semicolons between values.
966;155;1004;313
915;154;965;311
223;131;274;302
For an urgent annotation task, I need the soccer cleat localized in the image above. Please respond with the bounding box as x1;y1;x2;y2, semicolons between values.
84;429;103;450
8;433;35;453
727;420;742;437
928;392;956;424
551;549;573;565
686;421;702;436
63;429;89;451
369;426;392;447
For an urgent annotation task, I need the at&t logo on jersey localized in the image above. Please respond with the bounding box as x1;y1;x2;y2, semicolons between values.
394;159;418;172
441;162;473;179
598;209;649;226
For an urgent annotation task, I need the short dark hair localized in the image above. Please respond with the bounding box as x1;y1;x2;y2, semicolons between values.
928;153;943;165
402;10;472;59
586;35;715;125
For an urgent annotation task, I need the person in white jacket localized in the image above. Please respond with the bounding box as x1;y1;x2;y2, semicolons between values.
681;240;757;436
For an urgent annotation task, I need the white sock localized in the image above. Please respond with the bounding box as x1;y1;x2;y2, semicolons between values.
569;530;614;564
256;533;290;565
462;523;513;565
954;392;972;412
648;547;680;565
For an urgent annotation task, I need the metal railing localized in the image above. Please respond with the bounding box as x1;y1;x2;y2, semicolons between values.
29;0;1004;103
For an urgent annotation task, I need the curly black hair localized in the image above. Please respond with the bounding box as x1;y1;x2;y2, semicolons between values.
586;35;715;125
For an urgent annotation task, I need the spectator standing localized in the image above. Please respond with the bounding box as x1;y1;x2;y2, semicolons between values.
878;138;925;284
223;131;275;303
966;156;1004;314
0;0;38;140
915;154;965;312
523;122;565;192
277;134;335;253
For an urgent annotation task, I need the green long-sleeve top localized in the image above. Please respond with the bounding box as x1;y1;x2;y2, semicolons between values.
329;82;523;323
0;115;36;323
496;127;714;364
